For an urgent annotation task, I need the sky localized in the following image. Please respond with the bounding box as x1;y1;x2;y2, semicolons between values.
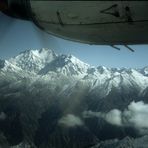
0;12;148;68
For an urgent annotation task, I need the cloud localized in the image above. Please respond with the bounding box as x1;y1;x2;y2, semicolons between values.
123;101;148;128
105;109;122;126
83;109;122;126
83;101;148;130
58;114;84;127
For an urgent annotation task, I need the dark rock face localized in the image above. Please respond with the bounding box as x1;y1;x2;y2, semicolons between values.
33;103;97;148
1;77;148;148
0;133;9;148
34;104;62;147
94;137;134;148
91;136;148;148
84;117;139;141
0;84;147;148
0;104;23;146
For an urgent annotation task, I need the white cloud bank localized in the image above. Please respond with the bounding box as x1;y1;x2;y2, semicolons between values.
58;114;84;127
123;101;148;128
83;101;148;129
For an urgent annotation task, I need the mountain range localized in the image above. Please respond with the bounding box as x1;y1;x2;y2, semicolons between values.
0;48;148;148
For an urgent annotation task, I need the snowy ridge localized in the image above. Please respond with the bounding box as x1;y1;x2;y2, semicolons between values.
0;60;22;73
1;48;148;97
39;54;90;78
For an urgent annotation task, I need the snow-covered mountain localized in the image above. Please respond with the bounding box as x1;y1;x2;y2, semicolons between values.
1;48;148;97
1;48;148;148
0;48;147;80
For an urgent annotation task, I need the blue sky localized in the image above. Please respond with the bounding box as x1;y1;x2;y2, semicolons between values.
0;12;148;68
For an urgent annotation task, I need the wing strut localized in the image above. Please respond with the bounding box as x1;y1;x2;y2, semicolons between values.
111;45;120;50
56;11;64;26
110;45;135;52
124;45;134;52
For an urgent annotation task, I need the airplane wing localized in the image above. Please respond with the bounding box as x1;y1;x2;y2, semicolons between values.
1;1;148;46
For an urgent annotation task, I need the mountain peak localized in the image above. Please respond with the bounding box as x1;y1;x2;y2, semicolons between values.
8;48;57;73
19;48;57;59
97;66;110;74
59;54;89;67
